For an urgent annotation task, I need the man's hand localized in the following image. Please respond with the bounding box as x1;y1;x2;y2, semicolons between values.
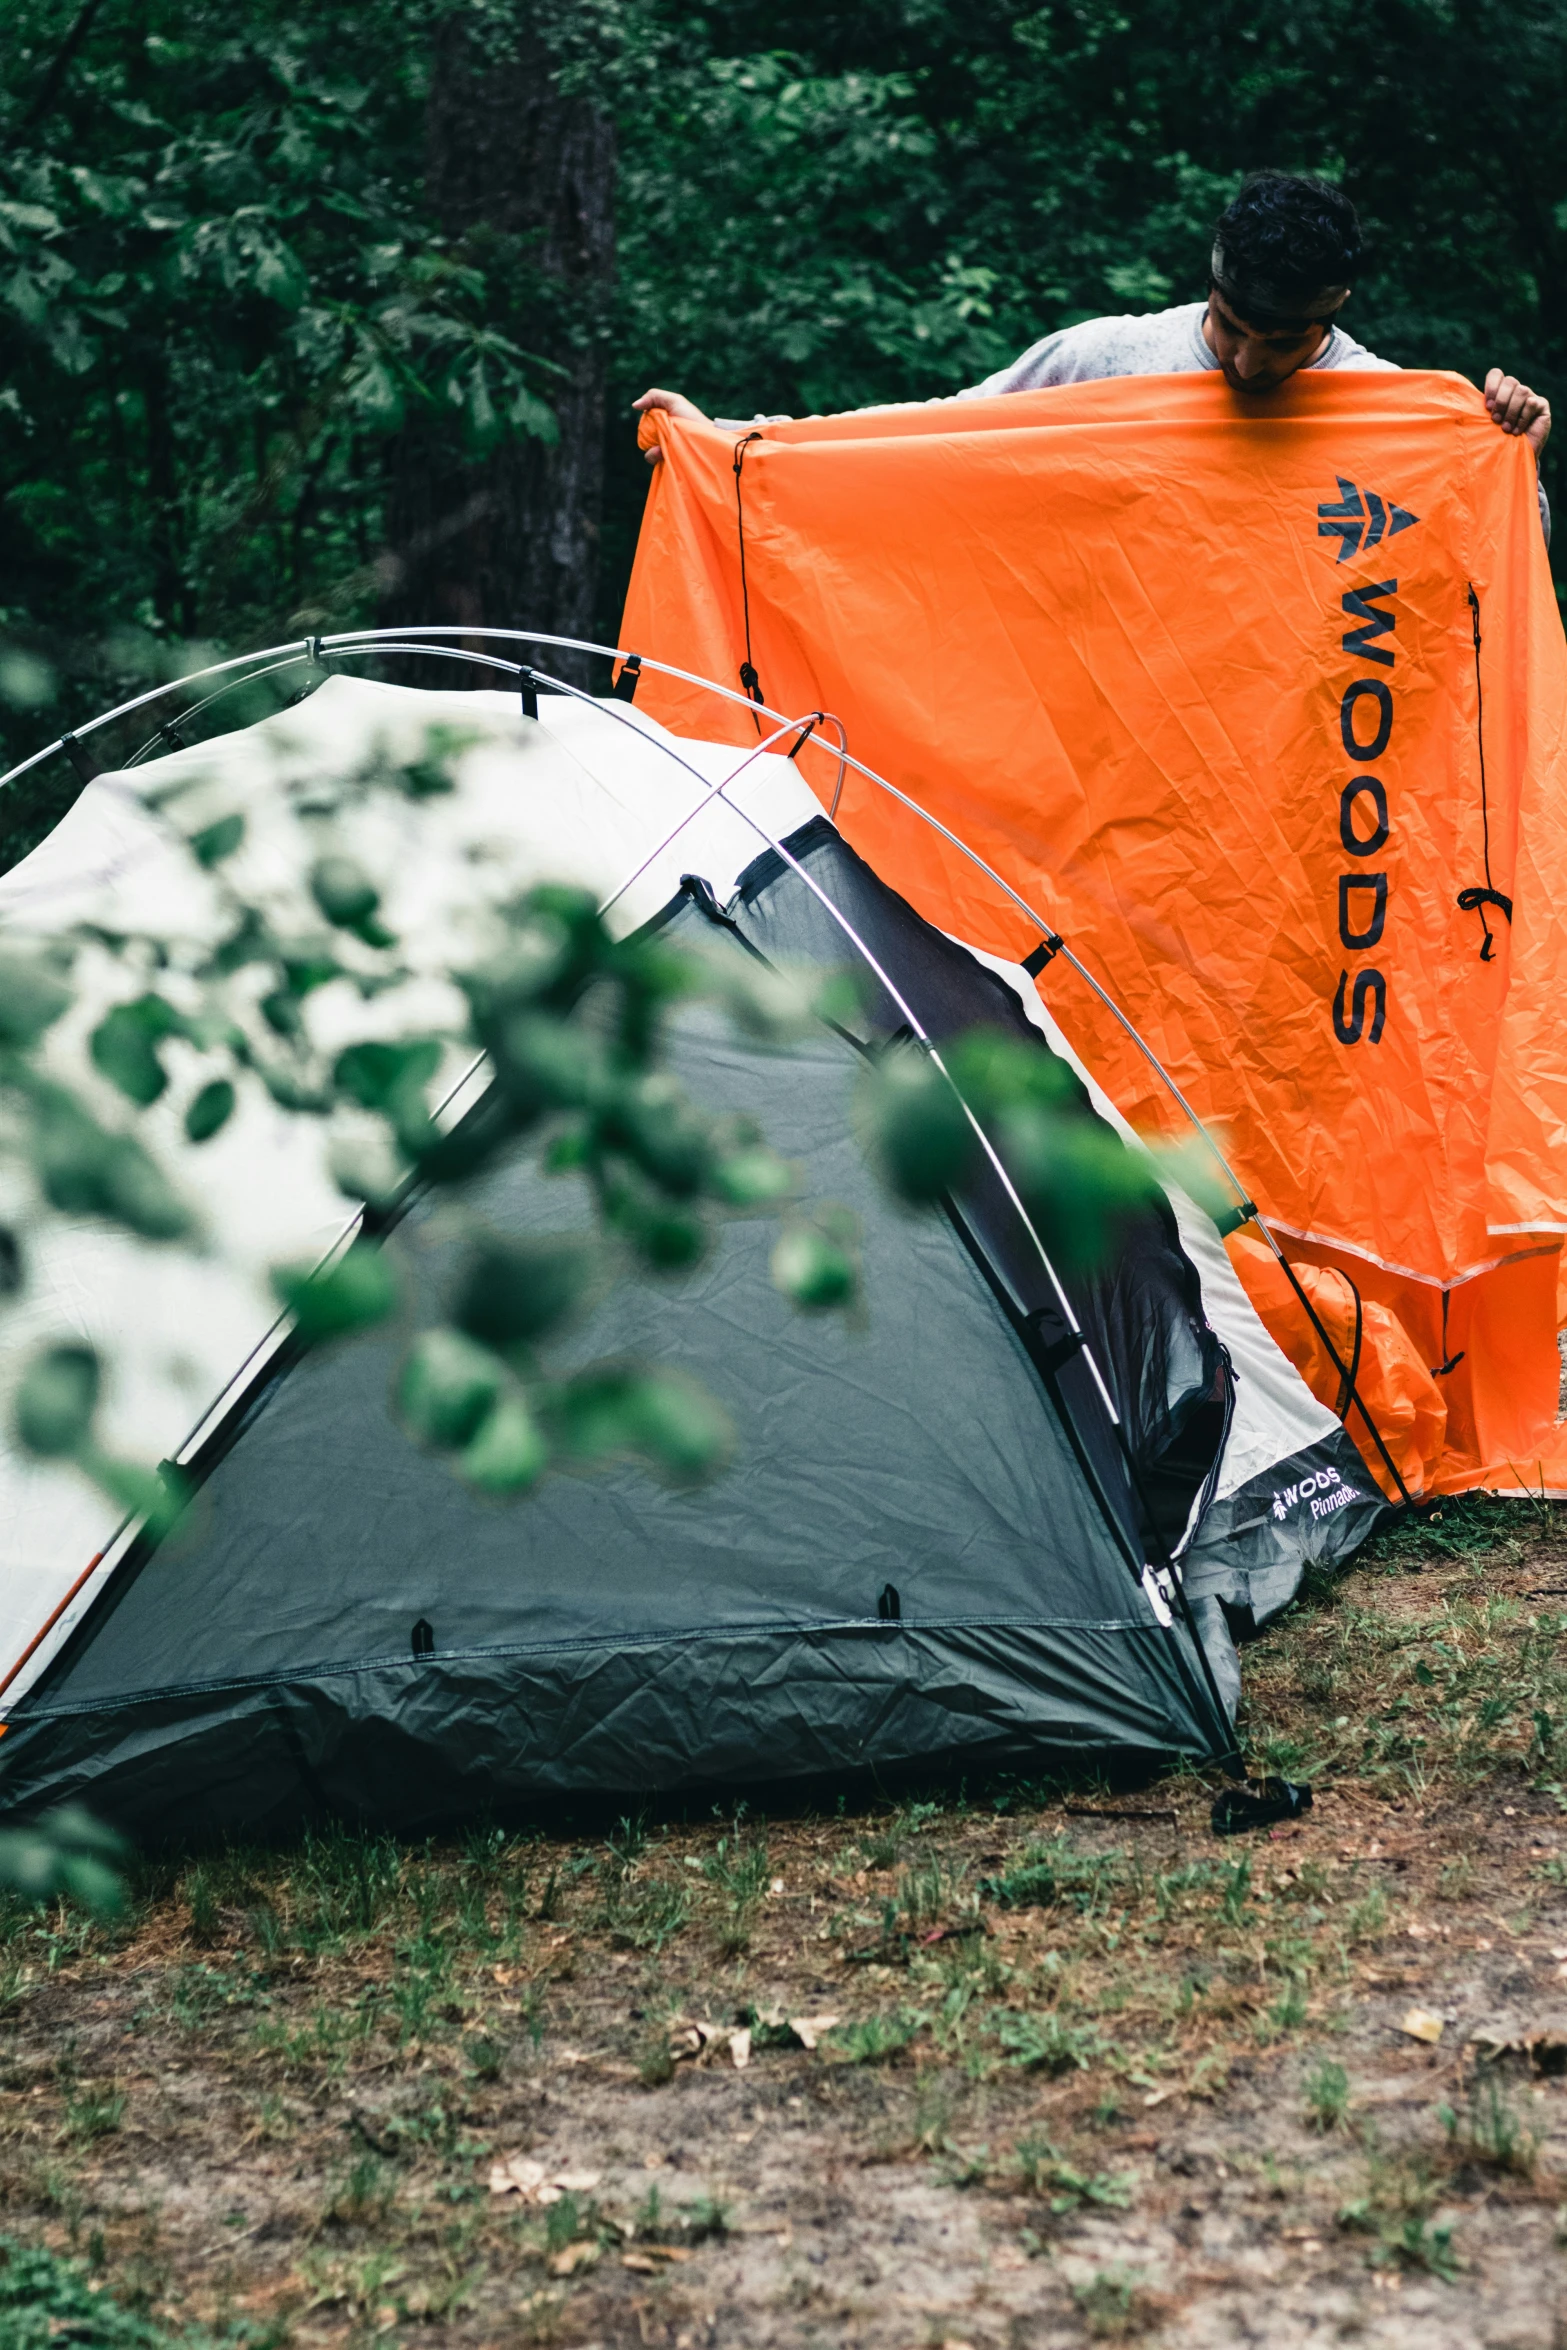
633;387;710;465
1485;368;1552;459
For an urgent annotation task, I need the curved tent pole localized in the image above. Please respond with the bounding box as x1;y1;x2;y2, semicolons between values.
0;623;1408;1509
596;708;830;923
120;652;325;767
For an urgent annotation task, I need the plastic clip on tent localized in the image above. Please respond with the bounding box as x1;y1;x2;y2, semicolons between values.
623;369;1567;1504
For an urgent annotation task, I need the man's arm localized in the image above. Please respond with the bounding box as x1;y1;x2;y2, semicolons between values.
633;387;711;463
1485;368;1551;457
1485;370;1551;544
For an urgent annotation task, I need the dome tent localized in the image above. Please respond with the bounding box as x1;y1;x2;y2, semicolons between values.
0;638;1378;1836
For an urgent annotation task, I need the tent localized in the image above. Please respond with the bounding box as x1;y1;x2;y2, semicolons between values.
623;369;1567;1500
0;664;1376;1835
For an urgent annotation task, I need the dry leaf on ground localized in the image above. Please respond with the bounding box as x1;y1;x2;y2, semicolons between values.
547;2241;598;2277
487;2155;603;2201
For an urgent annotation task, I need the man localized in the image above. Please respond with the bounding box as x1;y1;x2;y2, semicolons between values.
635;172;1551;536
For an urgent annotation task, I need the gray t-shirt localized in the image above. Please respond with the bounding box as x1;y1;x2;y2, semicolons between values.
958;299;1393;394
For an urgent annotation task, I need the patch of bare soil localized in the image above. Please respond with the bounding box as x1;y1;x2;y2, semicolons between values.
6;1497;1567;2349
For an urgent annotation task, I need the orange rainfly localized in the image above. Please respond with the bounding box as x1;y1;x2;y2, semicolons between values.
622;370;1567;1499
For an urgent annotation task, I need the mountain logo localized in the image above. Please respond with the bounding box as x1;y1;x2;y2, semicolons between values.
1317;477;1419;562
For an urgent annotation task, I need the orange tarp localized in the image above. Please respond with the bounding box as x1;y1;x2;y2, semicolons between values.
622;372;1567;1495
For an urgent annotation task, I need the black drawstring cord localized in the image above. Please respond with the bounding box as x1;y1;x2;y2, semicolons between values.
1272;1252;1417;1509
1432;1287;1465;1379
1328;1266;1365;1423
733;431;765;733
1459;582;1513;961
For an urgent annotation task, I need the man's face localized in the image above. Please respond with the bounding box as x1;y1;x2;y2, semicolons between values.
1203;287;1331;393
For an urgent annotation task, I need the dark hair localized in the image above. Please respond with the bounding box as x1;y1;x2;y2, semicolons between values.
1211;172;1364;325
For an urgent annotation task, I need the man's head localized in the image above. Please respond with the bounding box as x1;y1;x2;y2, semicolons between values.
1206;172;1365;394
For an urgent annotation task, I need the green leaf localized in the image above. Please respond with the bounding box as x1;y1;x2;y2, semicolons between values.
0;949;72;1045
506;385;559;443
453;1236;597;1351
333;1037;442;1111
0;1804;128;1915
549;1366;731;1485
994;1103;1156;1272
257;1063;332;1114
620;1369;732;1483
310;854;382;930
398;1327;502;1449
81;1447;190;1538
14;1342;99;1457
89;993;185;1106
460;357;500;449
858;1045;975;1203
252;232;308;309
282;954;343;998
260;989;303;1039
601;1167;709;1271
272;1241;397;1343
711;1144;796;1208
184;1076;235;1143
345;353;405;430
459;1390;549;1494
33;1091;192;1239
488;1012;603;1117
188;812;245;866
607;1072;713;1195
771;1221;858;1310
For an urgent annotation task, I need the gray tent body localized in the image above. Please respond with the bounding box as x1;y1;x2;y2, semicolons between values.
0;817;1381;1837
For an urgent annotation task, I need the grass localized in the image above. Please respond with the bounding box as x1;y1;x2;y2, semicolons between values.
0;1498;1564;2337
0;2234;272;2350
1439;2076;1541;2177
1072;2266;1158;2339
1338;2135;1463;2281
1304;2058;1351;2131
1014;2135;1133;2212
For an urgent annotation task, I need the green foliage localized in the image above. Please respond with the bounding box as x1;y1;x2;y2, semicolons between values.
183;1076;235;1142
824;2007;925;2064
1304;2058;1350;2131
857;1029;1155;1264
1439;2075;1540;2176
769;1214;858;1309
0;2235;240;2350
0;1805;127;1916
0;2;565;820
995;2008;1103;2076
13;1341;99;1456
0;950;72;1045
979;1837;1123;1916
1015;2133;1133;2212
272;1242;399;1343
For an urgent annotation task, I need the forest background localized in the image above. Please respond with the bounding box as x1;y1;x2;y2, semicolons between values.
0;0;1563;867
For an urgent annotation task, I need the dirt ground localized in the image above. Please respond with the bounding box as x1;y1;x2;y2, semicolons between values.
7;1497;1567;2350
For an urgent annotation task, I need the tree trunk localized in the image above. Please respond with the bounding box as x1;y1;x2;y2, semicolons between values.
380;7;616;692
